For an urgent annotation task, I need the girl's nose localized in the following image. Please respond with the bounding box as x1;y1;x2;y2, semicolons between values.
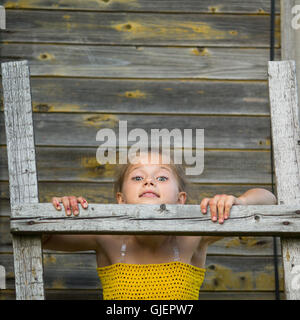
144;177;155;185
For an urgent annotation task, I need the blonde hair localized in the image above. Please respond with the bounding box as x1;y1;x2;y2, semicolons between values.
113;149;188;200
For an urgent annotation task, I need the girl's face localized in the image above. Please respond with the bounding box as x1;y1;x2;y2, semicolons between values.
116;153;186;205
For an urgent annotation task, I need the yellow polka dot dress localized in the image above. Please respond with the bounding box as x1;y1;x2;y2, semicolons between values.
97;239;206;300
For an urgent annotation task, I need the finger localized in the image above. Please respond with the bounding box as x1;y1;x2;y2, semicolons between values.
209;195;222;222
209;199;218;222
200;198;210;214
224;203;231;220
62;196;71;216
69;196;79;216
77;196;88;209
224;196;235;219
52;197;62;210
217;199;226;224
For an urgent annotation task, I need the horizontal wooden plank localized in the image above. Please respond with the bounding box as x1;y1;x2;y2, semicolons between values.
203;256;284;291
2;11;280;47
0;147;273;184
208;235;282;257
0;289;286;300
0;78;271;116
0;212;282;256
0;44;280;79
0;113;272;149
35;148;272;184
0;199;11;217
0;252;284;291
10;204;300;237
0;216;12;251
3;0;280;13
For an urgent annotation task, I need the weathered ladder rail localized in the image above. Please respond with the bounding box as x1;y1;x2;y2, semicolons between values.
2;60;300;300
2;61;44;300
8;203;300;237
269;60;300;300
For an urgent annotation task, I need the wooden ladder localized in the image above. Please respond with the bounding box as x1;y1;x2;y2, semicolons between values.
2;59;300;299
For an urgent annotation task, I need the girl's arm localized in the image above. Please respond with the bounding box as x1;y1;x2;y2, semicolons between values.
200;188;277;245
42;196;98;252
42;234;98;252
237;188;277;206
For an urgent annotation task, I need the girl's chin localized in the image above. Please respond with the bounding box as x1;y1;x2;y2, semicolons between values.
128;198;177;204
136;198;162;204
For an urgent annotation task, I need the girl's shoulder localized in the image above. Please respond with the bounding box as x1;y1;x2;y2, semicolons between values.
95;234;125;247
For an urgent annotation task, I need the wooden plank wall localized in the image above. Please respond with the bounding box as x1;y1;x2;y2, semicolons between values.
0;0;284;299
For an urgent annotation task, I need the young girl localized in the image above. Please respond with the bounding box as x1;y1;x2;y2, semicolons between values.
43;150;277;300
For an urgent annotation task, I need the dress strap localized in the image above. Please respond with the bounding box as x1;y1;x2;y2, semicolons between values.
172;236;181;262
120;240;127;263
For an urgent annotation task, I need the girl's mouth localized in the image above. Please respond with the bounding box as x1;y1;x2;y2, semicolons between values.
140;191;160;198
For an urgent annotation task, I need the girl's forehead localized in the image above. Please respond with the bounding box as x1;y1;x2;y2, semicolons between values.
127;163;172;174
125;151;176;176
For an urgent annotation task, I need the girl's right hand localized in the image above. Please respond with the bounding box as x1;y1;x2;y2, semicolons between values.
52;196;88;216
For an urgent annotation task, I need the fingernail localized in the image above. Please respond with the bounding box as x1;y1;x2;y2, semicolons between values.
212;216;217;221
74;210;78;215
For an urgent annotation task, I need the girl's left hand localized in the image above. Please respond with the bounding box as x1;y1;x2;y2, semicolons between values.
200;194;244;224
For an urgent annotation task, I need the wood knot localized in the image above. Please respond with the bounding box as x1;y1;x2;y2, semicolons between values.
196;47;209;56
283;221;290;226
295;210;300;214
34;104;50;112
254;215;260;221
38;52;55;61
160;204;166;211
159;204;169;213
27;220;35;225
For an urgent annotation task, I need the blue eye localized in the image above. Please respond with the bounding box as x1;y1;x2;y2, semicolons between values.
132;176;143;181
157;176;168;182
